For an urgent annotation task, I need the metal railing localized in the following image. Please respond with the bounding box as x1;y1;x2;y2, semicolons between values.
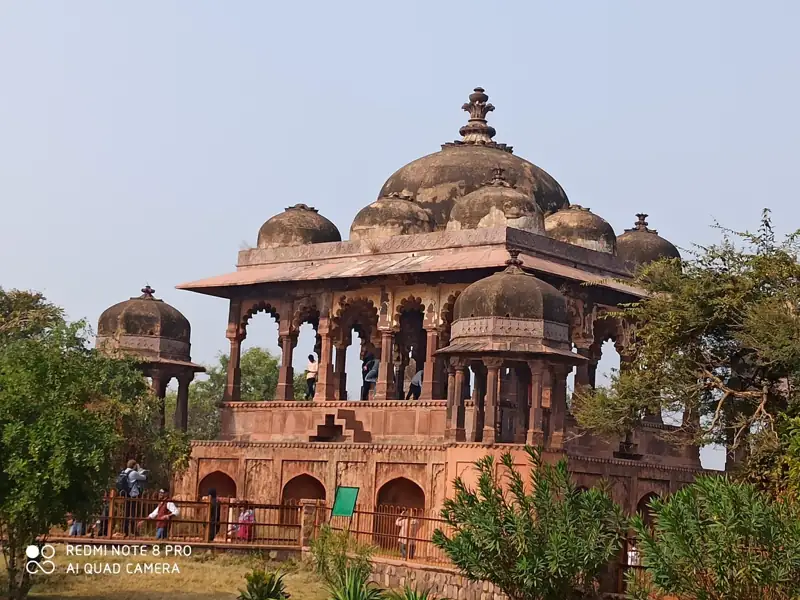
315;504;454;566
62;491;301;547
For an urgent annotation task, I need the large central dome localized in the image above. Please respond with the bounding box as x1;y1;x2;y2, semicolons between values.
378;88;569;229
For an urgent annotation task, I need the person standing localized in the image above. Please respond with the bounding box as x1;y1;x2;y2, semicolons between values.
305;354;318;400
360;352;375;401
405;369;423;400
118;460;147;535
142;489;179;540
395;509;419;559
207;488;222;542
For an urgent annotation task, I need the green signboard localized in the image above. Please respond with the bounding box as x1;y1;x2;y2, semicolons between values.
331;486;359;518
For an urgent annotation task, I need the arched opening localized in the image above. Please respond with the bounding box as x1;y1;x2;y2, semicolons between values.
374;477;426;554
333;297;379;401
294;322;320;400
596;340;620;388
199;471;237;499
281;474;326;504
240;304;282;400
280;474;326;524
395;298;426;400
636;492;660;530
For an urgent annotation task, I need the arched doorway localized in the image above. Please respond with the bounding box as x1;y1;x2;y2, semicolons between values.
373;477;426;552
636;492;660;530
198;471;237;499
280;474;326;524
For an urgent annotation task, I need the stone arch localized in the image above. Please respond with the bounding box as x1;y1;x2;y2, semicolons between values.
636;492;660;529
280;474;326;525
281;473;327;504
376;476;426;510
241;300;280;330
198;471;237;499
439;292;461;343
332;296;379;345
394;296;426;398
373;477;426;551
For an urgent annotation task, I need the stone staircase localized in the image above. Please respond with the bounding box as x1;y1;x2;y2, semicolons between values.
309;409;372;443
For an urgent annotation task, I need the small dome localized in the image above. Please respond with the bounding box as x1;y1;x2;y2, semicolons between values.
544;205;616;254
447;168;545;234
379;88;569;229
350;192;434;241
617;213;680;268
454;254;567;323
98;286;190;342
257;204;341;249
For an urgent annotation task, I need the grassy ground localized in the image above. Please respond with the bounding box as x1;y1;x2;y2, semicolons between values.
3;545;328;600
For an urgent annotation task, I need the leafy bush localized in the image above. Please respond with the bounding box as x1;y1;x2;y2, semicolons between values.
310;524;374;588
238;569;290;600
631;476;800;600
433;446;626;600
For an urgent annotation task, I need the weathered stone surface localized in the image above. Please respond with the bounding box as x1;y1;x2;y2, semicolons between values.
544;205;616;254
616;214;680;268
257;204;341;249
350;193;435;240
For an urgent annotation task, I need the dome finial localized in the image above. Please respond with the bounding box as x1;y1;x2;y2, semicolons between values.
459;87;496;144
487;167;513;188
505;248;524;272
634;213;649;230
140;285;155;299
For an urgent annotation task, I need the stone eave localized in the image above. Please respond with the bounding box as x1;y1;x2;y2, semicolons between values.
176;227;644;299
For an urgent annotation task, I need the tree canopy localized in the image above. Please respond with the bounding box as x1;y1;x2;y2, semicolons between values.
0;288;189;599
573;212;800;481
433;447;626;600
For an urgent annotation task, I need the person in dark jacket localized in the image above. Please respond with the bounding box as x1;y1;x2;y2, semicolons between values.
361;353;375;401
207;488;222;542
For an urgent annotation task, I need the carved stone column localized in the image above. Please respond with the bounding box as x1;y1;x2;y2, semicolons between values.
574;344;593;393
468;364;486;442
276;332;297;400
314;316;335;401
150;370;168;431
452;358;467;442
445;362;457;440
420;328;440;400
527;359;545;444
374;330;395;401
548;364;570;449
514;366;529;443
483;358;503;444
174;372;192;432
223;320;245;402
334;344;347;400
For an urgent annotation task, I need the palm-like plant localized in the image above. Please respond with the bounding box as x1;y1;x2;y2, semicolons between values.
327;567;384;600
238;569;291;600
432;446;626;600
385;585;441;600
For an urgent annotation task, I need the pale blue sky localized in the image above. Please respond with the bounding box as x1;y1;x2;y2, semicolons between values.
2;1;799;470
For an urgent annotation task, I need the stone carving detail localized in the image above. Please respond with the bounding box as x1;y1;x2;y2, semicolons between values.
451;317;569;343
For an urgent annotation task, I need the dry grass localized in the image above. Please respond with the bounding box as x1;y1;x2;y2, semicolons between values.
3;545;327;600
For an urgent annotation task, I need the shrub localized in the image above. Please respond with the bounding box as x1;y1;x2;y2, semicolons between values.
631;476;800;600
310;524;374;588
327;567;384;600
238;570;290;600
433;446;626;600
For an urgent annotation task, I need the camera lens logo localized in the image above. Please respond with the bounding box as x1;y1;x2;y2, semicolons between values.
25;545;56;575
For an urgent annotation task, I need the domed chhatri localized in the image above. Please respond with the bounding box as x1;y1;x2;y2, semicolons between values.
616;213;680;268
257;204;341;249
447;168;545;234
378;87;569;230
97;285;190;347
544;205;616;254
350;192;434;241
454;251;567;324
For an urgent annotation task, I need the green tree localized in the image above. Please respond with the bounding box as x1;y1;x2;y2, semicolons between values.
573;211;800;472
165;347;307;440
432;446;626;600
0;289;190;599
629;476;800;600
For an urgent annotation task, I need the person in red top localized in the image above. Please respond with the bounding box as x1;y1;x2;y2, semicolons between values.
142;489;179;540
228;503;255;542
